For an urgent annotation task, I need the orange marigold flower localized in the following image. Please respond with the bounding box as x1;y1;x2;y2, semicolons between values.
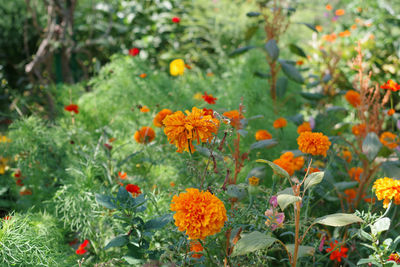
297;132;331;157
381;80;400;92
335;9;345;16
326;4;332;10
348;167;363;182
342;150;352;163
297;122;312;134
364;197;376;204
345;90;361;107
134;126;155;144
352;123;366;137
64;104;79;114
344;189;356;203
223;110;244;129
140;105;150;112
388;253;400;263
339;30;351;37
163;107;219;153
202;92;217;105
305;166;320;174
273;118;287;129
373;177;400;208
351;24;357;30
248;176;260;186
273;152;304;176
170;182;175;187
326;240;348;262
76;240;90;255
323;33;337;43
170;188;227;240
118;171;127;179
380;131;399;149
139;73;147;78
315;25;323;32
273;157;295;176
255;130;272;141
388;109;395;116
296;60;304;66
153;109;173;127
170;59;185;76
190;240;204;258
125;184;141;197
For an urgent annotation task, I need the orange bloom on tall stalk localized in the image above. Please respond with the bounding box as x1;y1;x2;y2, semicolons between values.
388;109;395;116
345;90;361;107
326;240;348;262
380;131;399;149
163;107;219;153
153;109;173;127
344;189;356;203
326;4;332;11
315;25;323;32
139;73;147;78
273;151;304;176
373;177;400;208
202;92;217;104
170;188;227;240
170;59;185;76
64;104;79;114
297;122;312;134
223;110;244;129
348;167;363;182
255;130;272;141
134;127;155;144
190;240;204;258
381;80;400;92
140;105;150;112
273;118;287;129
339;30;351;37
335;9;345;16
297;132;331;157
342;150;352;163
352;123;366;137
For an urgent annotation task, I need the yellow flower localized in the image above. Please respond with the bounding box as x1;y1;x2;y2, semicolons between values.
297;122;312;134
193;92;203;100
0;157;8;175
163;107;219;153
373;177;400;208
380;131;399;150
297;132;331;157
0;136;11;143
248;176;260;186
170;188;227;240
170;59;185;76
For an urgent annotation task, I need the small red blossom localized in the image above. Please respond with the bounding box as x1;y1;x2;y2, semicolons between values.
326;240;348;262
104;143;112;150
19;189;32;196
125;184;141;197
203;108;214;117
202;92;217;104
76;240;89;255
3;216;11;220
388;253;400;263
129;48;140;57
64;104;79;114
118;171;127;179
68;238;78;246
172;17;180;23
16;179;24;186
14;170;21;178
185;64;192;69
381;80;400;92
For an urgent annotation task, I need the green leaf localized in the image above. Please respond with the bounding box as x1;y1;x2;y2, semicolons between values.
357;256;380;266
117;151;140;168
246;12;261;17
254;71;271;78
286;244;315;258
256;159;290;178
95;193;117;209
371;217;391;236
265;40;279;60
298;23;318;33
250;139;278;150
231;231;277;257
226;184;248;200
289;44;306;58
280;61;304;83
334;181;358;190
104;234;129;250
122;256;142;264
362;132;382;161
276;77;288;98
314;213;364;227
304;172;324;191
117;186;131;203
144;214;173;230
229;46;257;57
300;92;325;100
277;187;294;196
277;194;301;210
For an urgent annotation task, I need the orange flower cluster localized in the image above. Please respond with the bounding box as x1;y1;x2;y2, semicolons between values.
373;177;400;208
248;176;260;186
381;80;400;92
305;166;320;174
273;118;287;129
339;30;351;37
297;132;331;157
323;33;337;43
297;122;312;134
326;240;348;262
255;130;272;141
352;123;366;137
153;109;173;127
344;189;356;203
348;167;363;182
335;9;345;16
134;127;155;144
345;90;361;107
223;110;244;129
273;152;304;176
190;240;204;258
170;188;227;240
380;131;399;149
163;107;219;153
342;150;352;163
388;109;395;116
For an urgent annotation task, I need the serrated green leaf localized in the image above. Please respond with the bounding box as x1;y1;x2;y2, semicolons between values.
314;213;364;227
231;231;277;257
256;159;290;178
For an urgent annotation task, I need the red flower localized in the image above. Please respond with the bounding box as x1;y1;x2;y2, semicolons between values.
326;240;348;262
104;143;112;150
16;179;24;187
64;104;79;114
172;17;180;23
203;108;214;117
129;48;140;57
14;170;21;178
202;92;217;104
76;240;89;255
125;184;141;197
381;80;400;92
388;253;400;263
3;216;11;220
68;238;78;246
118;171;127;179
